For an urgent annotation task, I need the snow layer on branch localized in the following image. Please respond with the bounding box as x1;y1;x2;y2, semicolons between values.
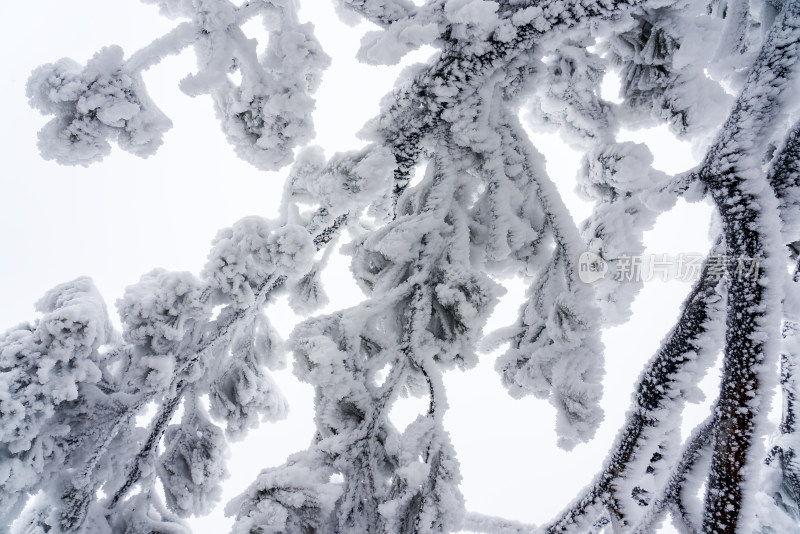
116;269;211;391
445;0;509;50
623;277;726;525
288;265;330;315
578;141;669;323
288;145;396;214
27;46;171;165
605;3;732;138
527;35;617;147
204;312;287;440
578;141;668;200
379;415;465;533
352;0;444;66
285;303;467;532
690;2;800;528
249;312;286;371
29;0;330;170
496;250;604;450
16;492;120;534
108;492;191;534
287;222;338;315
707;0;768;89
204;308;287;440
347;155;503;368
118;270;209;355
472;115;606;449
0;278;116;527
176;0;331;170
290;312;367;402
252;150;498;533
157;405;229;517
0;278;112;454
203;217;314;308
208;349;287;439
767;121;800;243
336;0;417;26
289;311;402;530
227;450;341;534
359;20;440;65
756;272;800;530
472;120;548;271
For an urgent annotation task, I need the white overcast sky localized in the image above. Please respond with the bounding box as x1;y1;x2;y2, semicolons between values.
0;1;720;532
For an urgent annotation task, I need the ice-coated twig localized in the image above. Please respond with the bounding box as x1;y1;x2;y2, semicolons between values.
124;22;197;73
629;415;715;534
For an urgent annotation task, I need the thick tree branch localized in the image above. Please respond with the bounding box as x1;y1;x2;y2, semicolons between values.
695;3;800;530
381;0;650;199
546;253;725;532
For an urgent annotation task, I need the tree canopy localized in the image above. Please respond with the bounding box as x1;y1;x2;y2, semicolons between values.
3;0;800;532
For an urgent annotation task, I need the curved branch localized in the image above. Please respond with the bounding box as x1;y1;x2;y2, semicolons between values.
695;3;800;529
380;0;650;200
631;414;716;534
545;251;726;532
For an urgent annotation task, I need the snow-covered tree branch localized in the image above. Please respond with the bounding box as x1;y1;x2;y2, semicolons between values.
4;0;800;532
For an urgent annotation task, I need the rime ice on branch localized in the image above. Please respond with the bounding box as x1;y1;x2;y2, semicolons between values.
1;207;326;532
27;0;329;169
10;0;800;532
